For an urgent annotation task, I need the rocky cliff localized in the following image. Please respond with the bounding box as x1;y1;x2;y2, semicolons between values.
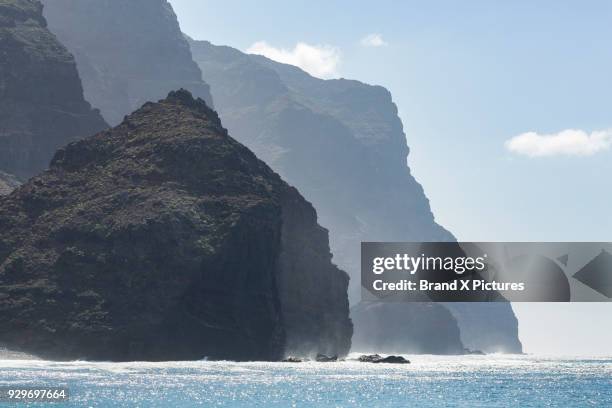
0;90;351;361
0;0;107;179
189;40;522;354
40;0;213;126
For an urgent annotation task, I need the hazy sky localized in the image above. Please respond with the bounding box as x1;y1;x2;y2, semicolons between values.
169;0;612;355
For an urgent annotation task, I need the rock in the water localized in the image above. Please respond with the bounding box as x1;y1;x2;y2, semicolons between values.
0;89;351;361
351;302;464;355
281;357;303;363
41;0;214;126
315;354;338;362
0;172;20;195
0;0;108;179
358;354;382;363
358;354;410;364
374;356;410;364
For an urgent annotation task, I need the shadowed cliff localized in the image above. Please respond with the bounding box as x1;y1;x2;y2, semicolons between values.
0;0;108;179
40;0;213;126
0;90;352;361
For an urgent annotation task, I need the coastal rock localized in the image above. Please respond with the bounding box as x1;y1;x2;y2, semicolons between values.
41;0;213;126
0;0;107;179
358;354;383;363
358;354;410;364
281;357;302;363
0;90;351;361
0;172;20;195
374;355;410;364
189;40;522;354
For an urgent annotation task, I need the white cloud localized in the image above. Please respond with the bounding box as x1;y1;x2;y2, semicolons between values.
505;128;612;157
246;41;340;79
360;33;388;47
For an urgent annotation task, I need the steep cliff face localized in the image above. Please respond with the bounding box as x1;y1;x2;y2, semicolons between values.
190;40;522;354
444;303;523;353
40;0;213;126
0;0;107;179
0;90;351;361
0;171;19;195
277;189;352;357
351;302;464;355
190;40;453;300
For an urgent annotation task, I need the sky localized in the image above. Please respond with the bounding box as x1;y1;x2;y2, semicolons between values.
169;0;612;355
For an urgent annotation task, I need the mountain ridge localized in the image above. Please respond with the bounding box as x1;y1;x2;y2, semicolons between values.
0;0;108;179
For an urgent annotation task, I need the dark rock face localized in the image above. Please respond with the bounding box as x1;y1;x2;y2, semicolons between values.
0;0;107;179
445;303;523;354
350;302;464;355
276;192;352;357
40;0;213;126
189;40;522;354
0;90;351;361
374;355;410;364
0;171;20;195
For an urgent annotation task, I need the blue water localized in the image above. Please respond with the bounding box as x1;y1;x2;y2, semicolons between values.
0;354;610;407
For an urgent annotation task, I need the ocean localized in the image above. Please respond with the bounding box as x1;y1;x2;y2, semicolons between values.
0;354;610;407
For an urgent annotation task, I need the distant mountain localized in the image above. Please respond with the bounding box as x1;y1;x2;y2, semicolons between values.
0;0;107;179
0;90;352;361
40;0;213;126
189;39;522;354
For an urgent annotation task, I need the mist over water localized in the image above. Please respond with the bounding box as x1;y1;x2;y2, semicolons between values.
1;355;610;407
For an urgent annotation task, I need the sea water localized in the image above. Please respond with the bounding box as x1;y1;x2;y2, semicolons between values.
0;354;610;407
